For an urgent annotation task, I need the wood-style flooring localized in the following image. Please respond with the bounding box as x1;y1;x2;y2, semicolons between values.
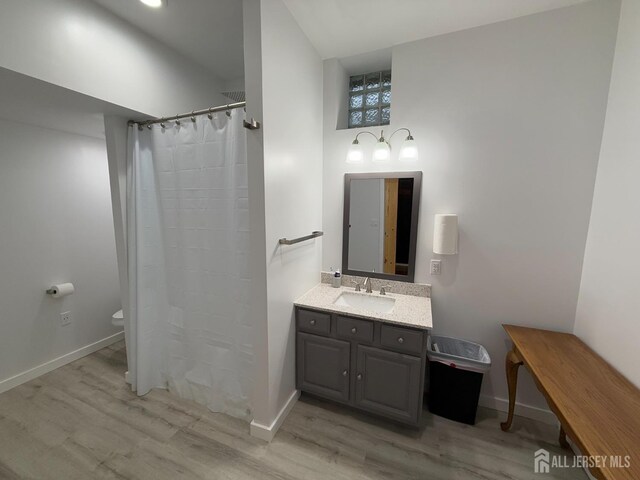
0;341;585;479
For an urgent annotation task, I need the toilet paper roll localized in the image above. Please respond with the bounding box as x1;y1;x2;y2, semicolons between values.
433;214;458;255
48;283;75;298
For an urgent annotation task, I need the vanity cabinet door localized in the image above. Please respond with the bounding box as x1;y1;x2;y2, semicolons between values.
297;333;351;403
354;345;422;425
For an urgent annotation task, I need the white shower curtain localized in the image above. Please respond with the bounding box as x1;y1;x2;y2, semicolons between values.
127;110;252;420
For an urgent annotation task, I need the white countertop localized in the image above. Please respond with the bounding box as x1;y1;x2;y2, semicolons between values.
294;283;433;330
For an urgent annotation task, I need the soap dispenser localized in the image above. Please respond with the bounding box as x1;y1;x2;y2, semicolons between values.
332;269;342;288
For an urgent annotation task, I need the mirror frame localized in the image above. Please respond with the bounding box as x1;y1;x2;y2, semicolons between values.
342;171;422;283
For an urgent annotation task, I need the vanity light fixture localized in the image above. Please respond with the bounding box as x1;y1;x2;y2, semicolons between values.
346;131;375;164
346;128;418;164
372;132;391;164
140;0;165;8
346;139;365;164
399;135;418;162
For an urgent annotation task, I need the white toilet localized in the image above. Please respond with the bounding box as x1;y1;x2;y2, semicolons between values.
112;309;124;327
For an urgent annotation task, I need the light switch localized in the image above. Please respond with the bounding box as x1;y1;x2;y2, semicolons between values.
430;259;441;275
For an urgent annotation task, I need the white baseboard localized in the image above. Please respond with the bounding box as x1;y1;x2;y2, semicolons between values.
250;389;300;442
246;391;555;440
0;331;125;395
479;394;558;425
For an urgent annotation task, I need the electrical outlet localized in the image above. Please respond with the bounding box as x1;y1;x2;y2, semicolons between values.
430;259;442;275
60;311;72;326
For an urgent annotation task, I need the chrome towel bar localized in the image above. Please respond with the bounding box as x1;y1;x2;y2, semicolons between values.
278;231;323;245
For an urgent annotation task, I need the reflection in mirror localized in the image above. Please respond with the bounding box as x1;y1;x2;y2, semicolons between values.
343;172;421;282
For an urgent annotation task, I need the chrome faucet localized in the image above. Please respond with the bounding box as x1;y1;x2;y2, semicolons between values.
363;277;373;293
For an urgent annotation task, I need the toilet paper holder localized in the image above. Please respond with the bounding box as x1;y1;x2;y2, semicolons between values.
46;283;75;298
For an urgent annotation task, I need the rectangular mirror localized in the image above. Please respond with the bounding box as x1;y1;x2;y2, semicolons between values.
342;171;422;282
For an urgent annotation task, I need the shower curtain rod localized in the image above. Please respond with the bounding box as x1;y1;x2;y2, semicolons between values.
127;101;260;130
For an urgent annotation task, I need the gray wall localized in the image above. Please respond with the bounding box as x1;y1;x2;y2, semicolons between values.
575;0;640;388
323;0;619;415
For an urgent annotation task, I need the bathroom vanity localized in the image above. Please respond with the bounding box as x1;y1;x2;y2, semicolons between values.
294;279;432;427
294;170;430;426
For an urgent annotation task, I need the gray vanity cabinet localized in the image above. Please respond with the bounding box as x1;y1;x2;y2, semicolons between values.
297;333;350;403
355;345;422;424
296;307;428;427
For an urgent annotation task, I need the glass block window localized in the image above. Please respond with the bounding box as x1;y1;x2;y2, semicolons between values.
349;70;391;128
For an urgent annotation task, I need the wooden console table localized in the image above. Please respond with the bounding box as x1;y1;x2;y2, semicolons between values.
501;325;640;480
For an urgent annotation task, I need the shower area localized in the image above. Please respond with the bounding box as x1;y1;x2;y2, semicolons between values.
121;101;256;420
100;0;324;440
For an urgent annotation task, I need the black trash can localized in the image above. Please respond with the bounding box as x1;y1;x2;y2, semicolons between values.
427;335;491;425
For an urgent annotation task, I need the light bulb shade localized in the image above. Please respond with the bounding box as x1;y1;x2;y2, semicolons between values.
346;142;364;164
372;141;391;163
399;138;419;162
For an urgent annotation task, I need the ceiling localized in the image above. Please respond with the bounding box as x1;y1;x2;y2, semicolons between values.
85;0;589;81
281;0;590;59
0;67;143;139
91;0;244;83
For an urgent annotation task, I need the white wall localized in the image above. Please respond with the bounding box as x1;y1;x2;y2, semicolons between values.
0;0;225;117
242;0;271;437
104;115;133;377
0;0;233;389
244;0;323;437
323;0;619;414
574;0;640;388
0;118;121;390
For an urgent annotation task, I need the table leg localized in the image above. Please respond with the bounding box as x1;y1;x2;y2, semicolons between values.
559;426;571;449
500;348;523;431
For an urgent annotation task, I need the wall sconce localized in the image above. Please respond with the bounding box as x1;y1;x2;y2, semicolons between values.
433;214;458;255
346;128;418;164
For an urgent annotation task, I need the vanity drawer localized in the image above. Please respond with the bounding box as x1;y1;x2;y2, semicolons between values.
336;316;374;343
380;324;425;355
297;309;331;336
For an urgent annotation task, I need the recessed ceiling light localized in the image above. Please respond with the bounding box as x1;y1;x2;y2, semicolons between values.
140;0;164;8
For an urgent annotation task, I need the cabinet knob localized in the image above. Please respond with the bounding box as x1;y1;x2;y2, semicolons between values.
356;373;363;380
310;319;316;326
342;370;348;377
351;327;357;334
397;337;404;344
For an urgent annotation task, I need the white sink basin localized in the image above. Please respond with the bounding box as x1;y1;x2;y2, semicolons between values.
333;292;395;313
